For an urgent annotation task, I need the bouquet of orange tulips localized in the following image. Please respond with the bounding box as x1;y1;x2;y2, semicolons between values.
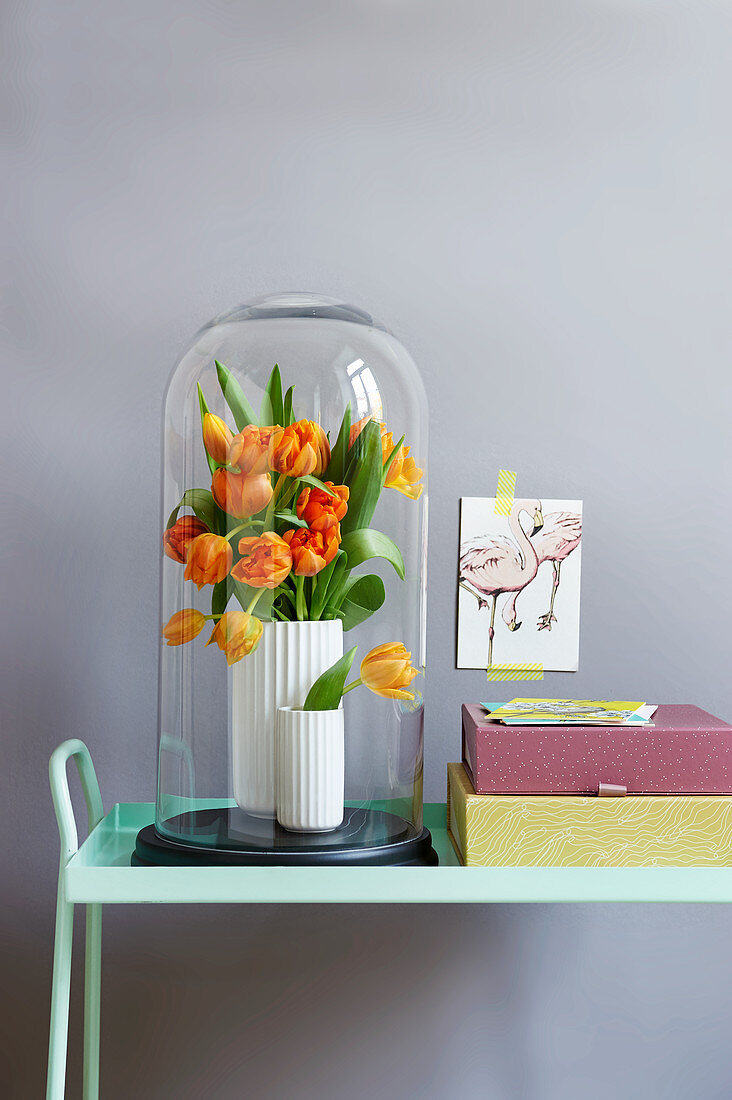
162;361;423;668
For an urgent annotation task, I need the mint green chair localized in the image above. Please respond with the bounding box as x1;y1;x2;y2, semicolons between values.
47;740;104;1100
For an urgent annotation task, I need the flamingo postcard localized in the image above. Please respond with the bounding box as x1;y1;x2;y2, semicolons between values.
457;497;583;672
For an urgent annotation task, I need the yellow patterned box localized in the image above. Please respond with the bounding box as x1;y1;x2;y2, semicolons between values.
447;763;732;867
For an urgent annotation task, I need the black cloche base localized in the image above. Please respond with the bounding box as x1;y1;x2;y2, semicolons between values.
133;805;439;867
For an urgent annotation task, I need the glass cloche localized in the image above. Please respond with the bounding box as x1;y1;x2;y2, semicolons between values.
134;293;436;866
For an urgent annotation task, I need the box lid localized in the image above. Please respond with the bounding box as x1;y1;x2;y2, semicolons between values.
462;703;732;795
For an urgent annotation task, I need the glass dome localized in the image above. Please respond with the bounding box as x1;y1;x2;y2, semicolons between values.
135;293;436;866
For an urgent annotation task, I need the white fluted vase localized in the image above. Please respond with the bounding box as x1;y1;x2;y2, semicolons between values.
276;706;345;832
231;620;343;817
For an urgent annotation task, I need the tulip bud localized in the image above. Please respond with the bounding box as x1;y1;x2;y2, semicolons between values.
268;419;330;478
184;533;233;590
296;482;348;532
206;611;263;665
231;531;292;588
383;440;423;500
203;413;234;465
163;515;209;563
359;643;419;700
162;608;206;646
212;468;273;518
282;524;341;576
229;424;278;476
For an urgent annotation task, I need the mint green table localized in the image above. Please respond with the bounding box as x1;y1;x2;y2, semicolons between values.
47;739;732;1098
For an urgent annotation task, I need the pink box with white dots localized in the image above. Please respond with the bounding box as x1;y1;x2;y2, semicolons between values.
462;703;732;795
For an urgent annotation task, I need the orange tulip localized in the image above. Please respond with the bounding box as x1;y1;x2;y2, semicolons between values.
349;417;423;500
206;611;263;665
384;446;423;500
228;424;280;476
163;515;209;564
359;642;420;700
282;524;340;576
268;419;330;478
231;531;292;589
162;608;206;646
212;468;273;518
183;533;233;590
310;421;330;475
202;413;234;465
296;481;349;532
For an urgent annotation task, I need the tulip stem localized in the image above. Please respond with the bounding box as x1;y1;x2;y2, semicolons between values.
276;587;297;614
278;479;298;511
295;575;307;620
342;678;362;695
263;474;287;531
246;590;265;615
224;522;250;543
310;556;339;620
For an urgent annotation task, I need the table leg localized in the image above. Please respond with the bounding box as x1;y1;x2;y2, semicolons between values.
46;884;74;1100
83;903;102;1100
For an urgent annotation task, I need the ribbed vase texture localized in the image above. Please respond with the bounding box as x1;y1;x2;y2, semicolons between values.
276;707;345;832
231;620;343;817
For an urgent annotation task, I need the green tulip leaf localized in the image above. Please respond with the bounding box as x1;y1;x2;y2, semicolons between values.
211;579;231;617
319;551;350;619
215;360;258;430
340;419;383;533
309;550;344;620
297;474;337;497
326;402;352;484
283;385;295;426
275;509;308;529
259;389;273;427
166;488;218;532
339;529;405;580
339;573;386;631
303;647;357;711
262;363;283;427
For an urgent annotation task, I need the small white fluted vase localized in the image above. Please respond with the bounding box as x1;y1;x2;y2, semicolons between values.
276;706;345;832
231;620;343;817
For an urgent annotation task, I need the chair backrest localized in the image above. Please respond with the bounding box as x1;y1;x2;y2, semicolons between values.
49;739;104;866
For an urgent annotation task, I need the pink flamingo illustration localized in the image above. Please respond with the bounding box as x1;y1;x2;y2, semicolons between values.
459;499;544;666
503;511;582;632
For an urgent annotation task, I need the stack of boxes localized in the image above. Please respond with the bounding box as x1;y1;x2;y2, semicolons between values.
448;704;732;867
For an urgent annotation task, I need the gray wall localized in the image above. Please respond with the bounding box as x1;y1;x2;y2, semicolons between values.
3;2;732;1097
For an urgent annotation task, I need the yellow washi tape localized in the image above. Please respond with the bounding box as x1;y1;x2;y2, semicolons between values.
486;663;544;681
489;469;541;679
494;469;516;515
